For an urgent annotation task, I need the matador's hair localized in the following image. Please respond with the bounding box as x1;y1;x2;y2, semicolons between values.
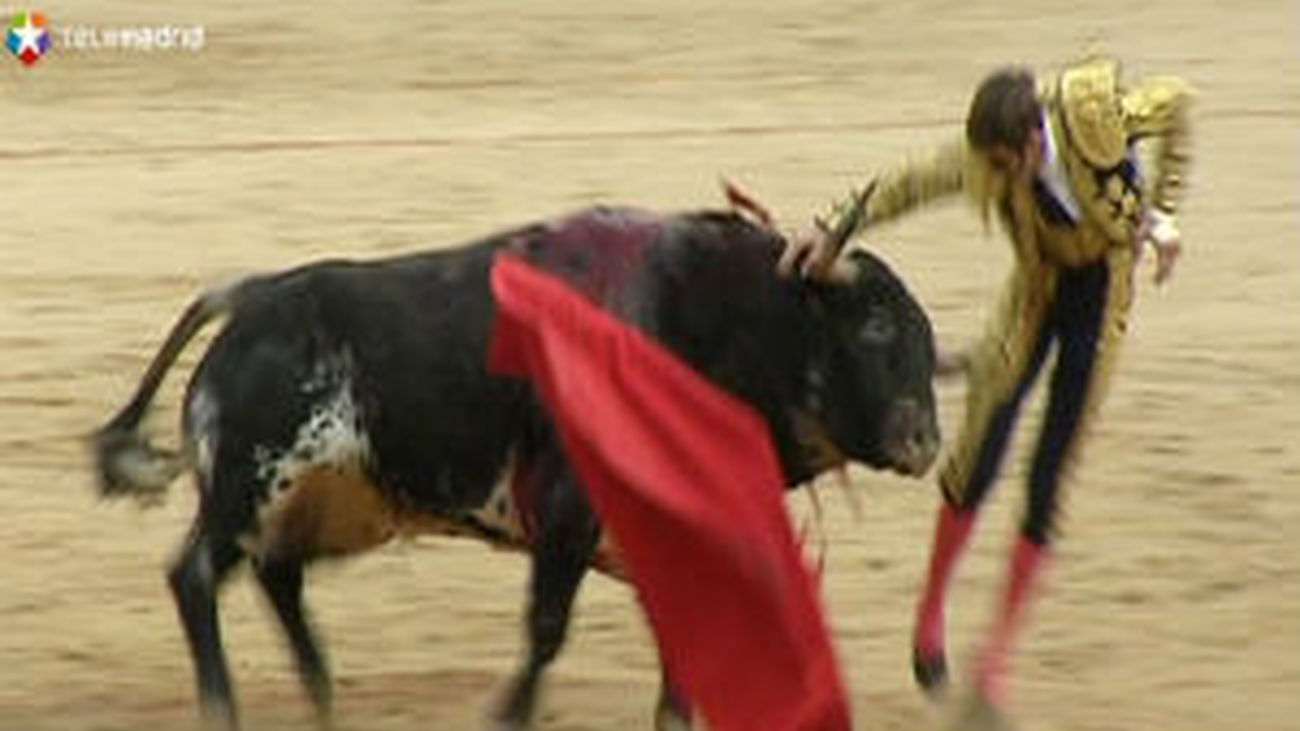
966;67;1043;151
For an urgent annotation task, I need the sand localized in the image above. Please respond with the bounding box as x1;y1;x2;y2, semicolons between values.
1;0;1297;729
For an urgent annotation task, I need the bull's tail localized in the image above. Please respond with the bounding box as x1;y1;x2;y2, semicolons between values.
92;278;252;504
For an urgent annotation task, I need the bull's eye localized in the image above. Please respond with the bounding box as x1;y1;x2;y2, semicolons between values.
858;306;896;344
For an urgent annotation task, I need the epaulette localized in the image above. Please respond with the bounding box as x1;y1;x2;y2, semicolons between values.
1058;56;1126;168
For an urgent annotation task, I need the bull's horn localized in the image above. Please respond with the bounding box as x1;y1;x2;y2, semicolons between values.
721;177;775;227
820;178;878;257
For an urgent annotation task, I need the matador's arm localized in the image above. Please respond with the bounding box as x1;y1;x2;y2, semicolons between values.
1122;75;1193;218
818;137;968;250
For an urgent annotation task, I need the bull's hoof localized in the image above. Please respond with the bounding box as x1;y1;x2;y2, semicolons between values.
912;646;949;699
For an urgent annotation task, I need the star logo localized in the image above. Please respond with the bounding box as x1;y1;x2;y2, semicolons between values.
6;11;52;66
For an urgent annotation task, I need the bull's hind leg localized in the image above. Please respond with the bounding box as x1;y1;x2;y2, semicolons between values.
254;557;333;725
169;519;245;730
494;469;600;730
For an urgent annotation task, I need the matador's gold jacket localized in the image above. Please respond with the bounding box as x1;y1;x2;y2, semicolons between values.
823;57;1193;270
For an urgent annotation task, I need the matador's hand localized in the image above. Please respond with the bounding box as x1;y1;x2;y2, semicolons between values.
1141;210;1182;286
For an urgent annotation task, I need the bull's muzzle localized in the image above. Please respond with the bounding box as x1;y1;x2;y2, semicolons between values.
884;398;940;477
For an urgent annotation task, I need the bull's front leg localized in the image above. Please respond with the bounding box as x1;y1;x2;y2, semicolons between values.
493;462;599;730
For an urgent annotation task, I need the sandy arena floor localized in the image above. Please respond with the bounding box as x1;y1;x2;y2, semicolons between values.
1;1;1297;729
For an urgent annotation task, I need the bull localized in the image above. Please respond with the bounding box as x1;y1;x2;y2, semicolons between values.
93;205;941;730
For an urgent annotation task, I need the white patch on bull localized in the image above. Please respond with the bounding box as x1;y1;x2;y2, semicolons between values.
186;385;220;493
242;382;383;559
266;384;370;478
463;458;623;577
466;457;527;546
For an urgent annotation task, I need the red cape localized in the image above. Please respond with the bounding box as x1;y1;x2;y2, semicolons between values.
488;255;851;731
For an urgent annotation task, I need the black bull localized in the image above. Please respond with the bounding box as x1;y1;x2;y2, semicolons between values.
93;206;941;730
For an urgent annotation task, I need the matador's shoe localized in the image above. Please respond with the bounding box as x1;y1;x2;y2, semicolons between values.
912;645;950;698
